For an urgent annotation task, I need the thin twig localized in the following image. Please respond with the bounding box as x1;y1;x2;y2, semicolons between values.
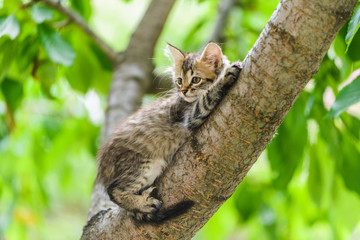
40;0;119;63
208;0;236;43
19;0;40;9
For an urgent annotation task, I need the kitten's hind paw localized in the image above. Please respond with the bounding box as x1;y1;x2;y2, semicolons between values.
130;189;163;222
130;197;162;221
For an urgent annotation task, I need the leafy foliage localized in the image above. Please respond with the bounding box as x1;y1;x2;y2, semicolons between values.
346;4;360;50
327;76;360;118
0;15;20;39
0;0;360;239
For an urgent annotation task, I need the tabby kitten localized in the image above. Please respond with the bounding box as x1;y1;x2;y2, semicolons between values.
96;42;242;222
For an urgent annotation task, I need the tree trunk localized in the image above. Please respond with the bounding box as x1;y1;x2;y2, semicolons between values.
81;0;357;239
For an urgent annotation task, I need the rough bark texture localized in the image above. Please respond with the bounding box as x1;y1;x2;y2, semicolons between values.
81;0;357;239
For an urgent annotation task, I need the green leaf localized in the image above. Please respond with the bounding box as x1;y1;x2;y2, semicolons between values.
267;94;309;188
70;0;92;20
39;25;75;66
0;77;23;111
32;5;53;23
0;38;17;81
327;76;360;118
308;142;325;206
16;36;39;73
64;46;93;93
337;134;360;195
345;4;360;50
36;61;57;98
0;15;20;40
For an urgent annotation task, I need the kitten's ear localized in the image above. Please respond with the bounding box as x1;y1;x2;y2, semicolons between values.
167;44;185;67
200;42;223;69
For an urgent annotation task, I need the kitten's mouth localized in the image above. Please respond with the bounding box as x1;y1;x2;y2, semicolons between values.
182;94;197;102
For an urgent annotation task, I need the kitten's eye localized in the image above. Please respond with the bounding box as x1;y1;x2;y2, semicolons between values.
192;77;201;84
177;78;183;85
176;78;182;85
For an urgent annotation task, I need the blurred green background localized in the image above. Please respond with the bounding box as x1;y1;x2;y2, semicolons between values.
1;0;360;239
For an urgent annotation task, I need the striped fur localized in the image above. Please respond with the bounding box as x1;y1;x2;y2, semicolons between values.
96;43;242;222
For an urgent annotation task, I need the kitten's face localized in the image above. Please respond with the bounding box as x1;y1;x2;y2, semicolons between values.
168;43;224;102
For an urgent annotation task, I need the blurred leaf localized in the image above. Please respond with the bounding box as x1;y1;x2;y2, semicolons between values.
38;24;75;66
0;77;23;111
331;176;360;233
233;181;261;221
327;76;360;118
16;36;39;73
65;46;94;93
346;30;360;61
341;114;360;140
0;15;20;40
0;38;17;81
308;142;324;206
267;94;308;188
70;0;92;20
345;4;360;51
337;134;360;195
89;42;112;71
32;5;53;23
36;61;57;98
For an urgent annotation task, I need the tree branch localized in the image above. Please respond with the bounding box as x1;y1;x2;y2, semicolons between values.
40;0;119;63
208;0;236;43
19;0;40;9
126;0;176;62
81;0;357;239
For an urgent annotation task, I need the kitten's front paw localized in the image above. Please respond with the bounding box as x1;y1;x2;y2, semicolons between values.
223;61;242;86
231;61;243;70
226;62;242;77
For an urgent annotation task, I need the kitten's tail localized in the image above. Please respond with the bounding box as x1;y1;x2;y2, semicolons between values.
148;200;195;223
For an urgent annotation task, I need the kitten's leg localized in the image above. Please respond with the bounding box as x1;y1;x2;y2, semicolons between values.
107;156;166;221
186;62;242;129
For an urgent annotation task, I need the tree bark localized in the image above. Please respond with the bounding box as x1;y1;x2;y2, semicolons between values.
81;0;357;239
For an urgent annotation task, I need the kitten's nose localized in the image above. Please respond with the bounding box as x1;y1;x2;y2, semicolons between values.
181;90;188;95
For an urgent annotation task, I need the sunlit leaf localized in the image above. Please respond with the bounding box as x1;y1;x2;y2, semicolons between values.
327;76;360;118
0;15;20;40
32;5;53;23
39;25;75;66
345;4;360;50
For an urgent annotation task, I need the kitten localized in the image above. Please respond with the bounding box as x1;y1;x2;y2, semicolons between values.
96;42;242;222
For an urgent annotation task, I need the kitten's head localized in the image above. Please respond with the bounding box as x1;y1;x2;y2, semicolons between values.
167;43;229;102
